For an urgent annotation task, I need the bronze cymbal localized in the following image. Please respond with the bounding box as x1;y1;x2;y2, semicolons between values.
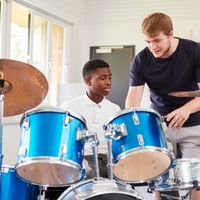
169;90;200;97
0;59;48;116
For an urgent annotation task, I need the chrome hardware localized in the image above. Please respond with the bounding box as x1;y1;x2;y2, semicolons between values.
160;116;167;131
19;146;27;158
61;144;67;155
104;123;127;140
64;115;72;127
22;118;29;130
88;135;99;148
137;134;144;147
132;111;140;125
76;128;87;142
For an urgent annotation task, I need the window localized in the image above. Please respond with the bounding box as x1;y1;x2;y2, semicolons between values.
51;24;64;84
10;3;29;62
32;15;47;75
0;1;72;106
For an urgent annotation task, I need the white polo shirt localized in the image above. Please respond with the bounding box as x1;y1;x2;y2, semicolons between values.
60;93;121;155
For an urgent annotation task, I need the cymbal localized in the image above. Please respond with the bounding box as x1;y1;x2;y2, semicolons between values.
169;90;200;97
0;59;48;116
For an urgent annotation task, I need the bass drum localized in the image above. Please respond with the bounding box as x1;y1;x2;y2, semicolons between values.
57;178;144;200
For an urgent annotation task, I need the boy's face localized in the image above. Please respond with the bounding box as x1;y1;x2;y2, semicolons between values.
85;67;112;97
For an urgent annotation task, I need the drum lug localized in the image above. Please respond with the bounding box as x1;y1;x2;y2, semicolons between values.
132;111;140;125
60;144;67;159
21;117;29;129
137;134;145;147
64;115;72;127
19;146;27;158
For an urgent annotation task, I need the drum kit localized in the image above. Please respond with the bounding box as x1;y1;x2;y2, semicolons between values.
0;58;200;200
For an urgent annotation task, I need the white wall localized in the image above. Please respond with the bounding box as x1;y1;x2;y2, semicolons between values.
64;0;200;103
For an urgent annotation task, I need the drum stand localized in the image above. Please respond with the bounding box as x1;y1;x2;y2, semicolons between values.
107;138;114;180
104;124;126;180
87;131;114;180
87;132;100;178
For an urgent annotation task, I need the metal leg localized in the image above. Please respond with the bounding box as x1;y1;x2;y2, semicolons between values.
92;145;100;178
87;132;100;178
0;95;4;171
107;138;113;180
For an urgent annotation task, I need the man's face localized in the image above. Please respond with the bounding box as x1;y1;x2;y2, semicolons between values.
144;31;173;58
86;67;112;97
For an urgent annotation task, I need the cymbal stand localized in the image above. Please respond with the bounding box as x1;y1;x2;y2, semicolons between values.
0;78;12;175
0;94;4;172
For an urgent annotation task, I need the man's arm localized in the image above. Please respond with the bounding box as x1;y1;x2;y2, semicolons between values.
125;85;145;108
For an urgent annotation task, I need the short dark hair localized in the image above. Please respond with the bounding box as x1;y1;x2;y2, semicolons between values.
82;59;110;77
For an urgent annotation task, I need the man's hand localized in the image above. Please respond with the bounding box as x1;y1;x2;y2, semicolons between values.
165;107;190;128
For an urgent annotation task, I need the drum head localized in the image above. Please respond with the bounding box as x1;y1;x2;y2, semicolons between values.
15;158;84;186
114;150;172;183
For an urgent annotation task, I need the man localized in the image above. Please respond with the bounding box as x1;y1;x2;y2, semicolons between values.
125;12;200;200
61;59;121;178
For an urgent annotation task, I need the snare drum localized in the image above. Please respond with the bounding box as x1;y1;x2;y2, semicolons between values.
104;107;173;183
0;165;39;200
155;158;200;191
15;107;87;186
57;178;144;200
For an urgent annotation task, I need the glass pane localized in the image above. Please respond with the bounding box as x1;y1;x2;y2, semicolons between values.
10;2;29;62
32;16;47;75
0;0;1;50
0;0;1;26
51;23;64;84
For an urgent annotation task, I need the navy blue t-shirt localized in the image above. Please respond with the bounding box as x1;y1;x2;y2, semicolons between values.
129;38;200;127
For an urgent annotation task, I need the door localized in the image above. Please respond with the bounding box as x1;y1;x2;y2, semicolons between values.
90;45;135;109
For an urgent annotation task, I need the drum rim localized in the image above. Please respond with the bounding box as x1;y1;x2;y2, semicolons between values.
155;182;200;191
104;107;162;126
20;106;87;126
15;157;84;186
57;178;143;199
113;147;173;183
176;157;200;164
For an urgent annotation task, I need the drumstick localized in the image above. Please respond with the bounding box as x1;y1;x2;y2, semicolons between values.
168;90;200;97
